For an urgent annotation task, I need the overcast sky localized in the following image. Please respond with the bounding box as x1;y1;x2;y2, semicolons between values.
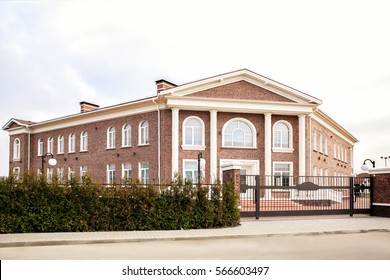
1;0;390;176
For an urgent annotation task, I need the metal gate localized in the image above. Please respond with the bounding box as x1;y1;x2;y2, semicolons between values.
239;175;373;219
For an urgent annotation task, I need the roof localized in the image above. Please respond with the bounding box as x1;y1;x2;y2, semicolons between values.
2;118;37;130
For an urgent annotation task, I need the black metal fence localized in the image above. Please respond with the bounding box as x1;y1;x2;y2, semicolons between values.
240;175;373;219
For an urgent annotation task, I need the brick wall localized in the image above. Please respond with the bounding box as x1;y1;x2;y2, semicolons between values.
371;170;390;217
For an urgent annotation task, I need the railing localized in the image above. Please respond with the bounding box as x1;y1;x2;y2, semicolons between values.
240;175;372;218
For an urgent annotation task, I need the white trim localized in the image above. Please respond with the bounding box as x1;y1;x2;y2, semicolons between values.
264;113;272;177
68;133;76;153
107;127;116;149
367;167;390;174
373;203;390;207
298;115;306;177
57;135;64;154
210;110;218;183
138;120;149;146
139;162;150;184
182;159;200;184
13;138;21;160
171;108;179;178
121;123;132;148
159;69;322;104
222;117;257;148
166;96;315;115
122;163;132;180
80;131;88;152
219;159;260;179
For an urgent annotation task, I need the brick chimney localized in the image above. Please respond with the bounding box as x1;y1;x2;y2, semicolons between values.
155;79;176;94
80;101;100;113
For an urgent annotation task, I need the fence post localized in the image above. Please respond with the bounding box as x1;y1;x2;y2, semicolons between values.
255;175;260;220
349;176;354;217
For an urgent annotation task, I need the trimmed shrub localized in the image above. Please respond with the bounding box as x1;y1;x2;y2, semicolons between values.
0;175;240;233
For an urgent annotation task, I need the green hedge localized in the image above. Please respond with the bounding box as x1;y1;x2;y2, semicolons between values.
0;175;240;233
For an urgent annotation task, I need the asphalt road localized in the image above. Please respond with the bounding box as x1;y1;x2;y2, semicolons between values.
1;232;390;260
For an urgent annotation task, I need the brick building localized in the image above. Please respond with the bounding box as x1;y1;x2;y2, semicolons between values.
3;69;357;184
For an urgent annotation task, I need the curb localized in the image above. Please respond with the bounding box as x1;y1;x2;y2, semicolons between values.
1;228;389;248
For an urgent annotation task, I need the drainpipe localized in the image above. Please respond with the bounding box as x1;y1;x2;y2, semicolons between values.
22;124;31;172
152;98;161;185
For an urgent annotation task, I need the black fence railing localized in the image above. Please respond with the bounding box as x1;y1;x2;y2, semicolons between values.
239;175;372;219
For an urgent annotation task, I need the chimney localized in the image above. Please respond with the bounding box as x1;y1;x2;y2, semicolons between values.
80;101;100;113
155;79;176;94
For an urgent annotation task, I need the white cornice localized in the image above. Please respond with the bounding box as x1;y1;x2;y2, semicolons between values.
160;69;323;105
165;96;315;115
311;110;358;145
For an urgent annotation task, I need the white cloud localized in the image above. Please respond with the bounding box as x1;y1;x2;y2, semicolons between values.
1;0;390;175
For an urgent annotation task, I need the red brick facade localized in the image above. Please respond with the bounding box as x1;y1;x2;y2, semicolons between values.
5;69;357;184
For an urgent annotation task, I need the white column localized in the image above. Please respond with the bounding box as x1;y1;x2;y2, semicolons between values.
264;113;272;177
210;110;218;183
264;113;272;199
171;108;180;179
299;114;306;177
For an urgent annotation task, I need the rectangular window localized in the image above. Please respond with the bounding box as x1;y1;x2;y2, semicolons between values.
13;167;20;180
58;167;64;184
139;162;149;184
273;163;292;186
47;167;54;182
80;166;88;181
107;164;116;185
68;167;76;180
122;163;132;181
183;160;199;184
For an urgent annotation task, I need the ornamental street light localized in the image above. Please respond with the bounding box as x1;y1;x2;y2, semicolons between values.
380;156;390;167
361;159;375;172
41;150;57;174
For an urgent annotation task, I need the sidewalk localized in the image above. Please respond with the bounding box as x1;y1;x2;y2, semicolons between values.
1;216;390;248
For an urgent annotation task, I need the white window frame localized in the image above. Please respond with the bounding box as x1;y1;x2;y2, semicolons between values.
222;118;256;148
273;162;293;187
68;167;76;180
139;162;149;184
58;135;64;154
13;138;21;160
319;132;323;153
122;163;132;180
58;167;64;183
183;159;199;184
122;124;131;147
107;127;116;149
80;131;88;152
68;133;76;153
313;129;317;151
272;120;293;153
182;116;205;150
324;136;328;155
107;164;116;185
80;166;88;179
139;121;149;145
38;138;44;156
47;137;54;154
13;167;20;180
47;167;54;182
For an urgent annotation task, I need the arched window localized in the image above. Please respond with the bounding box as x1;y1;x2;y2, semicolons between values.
48;137;54;154
139;121;149;145
38;138;44;156
313;129;317;151
69;133;76;153
13;138;20;160
122;124;131;147
273;121;292;150
319;132;323;153
80;131;88;151
58;135;64;154
107;127;116;148
223;118;255;148
183;117;204;149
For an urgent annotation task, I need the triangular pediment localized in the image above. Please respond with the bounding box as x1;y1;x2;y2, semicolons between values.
188;80;296;103
2;118;36;131
160;69;322;105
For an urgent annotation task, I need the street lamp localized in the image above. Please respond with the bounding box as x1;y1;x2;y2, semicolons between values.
361;159;375;172
41;151;57;174
380;156;390;167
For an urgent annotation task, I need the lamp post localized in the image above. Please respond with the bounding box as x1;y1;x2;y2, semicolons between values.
380;156;390;167
361;159;375;172
40;151;57;175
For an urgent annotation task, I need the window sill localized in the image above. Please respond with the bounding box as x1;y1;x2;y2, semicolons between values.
182;145;206;151
221;146;257;149
12;158;21;162
106;147;116;150
272;148;294;153
138;144;150;147
80;150;88;153
121;145;132;149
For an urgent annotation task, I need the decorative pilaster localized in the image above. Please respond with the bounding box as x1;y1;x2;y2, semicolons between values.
210;110;218;183
171;108;179;178
299;115;306;177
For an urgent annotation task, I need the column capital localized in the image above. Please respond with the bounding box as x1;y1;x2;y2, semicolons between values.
264;112;272;117
171;107;180;112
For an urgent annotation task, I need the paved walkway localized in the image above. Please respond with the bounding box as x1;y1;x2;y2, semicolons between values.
1;216;390;248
